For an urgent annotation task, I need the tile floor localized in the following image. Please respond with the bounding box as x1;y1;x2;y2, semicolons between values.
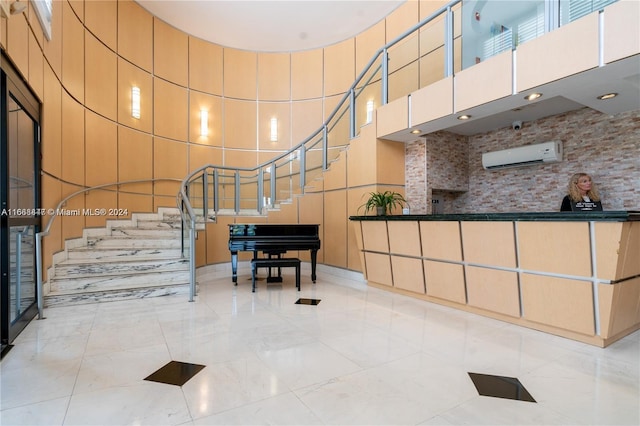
1;265;639;425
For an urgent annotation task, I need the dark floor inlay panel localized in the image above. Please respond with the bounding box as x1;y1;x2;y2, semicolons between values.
144;361;205;386
468;372;536;402
296;298;321;305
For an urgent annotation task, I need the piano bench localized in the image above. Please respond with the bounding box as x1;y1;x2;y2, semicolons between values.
251;258;301;293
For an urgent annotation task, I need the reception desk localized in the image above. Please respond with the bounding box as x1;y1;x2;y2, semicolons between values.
350;212;640;347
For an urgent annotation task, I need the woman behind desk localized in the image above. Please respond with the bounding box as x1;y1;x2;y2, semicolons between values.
561;173;603;211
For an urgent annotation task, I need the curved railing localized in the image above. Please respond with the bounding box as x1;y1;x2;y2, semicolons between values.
35;177;182;318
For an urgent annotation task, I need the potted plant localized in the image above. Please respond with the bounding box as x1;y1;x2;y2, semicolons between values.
359;191;407;215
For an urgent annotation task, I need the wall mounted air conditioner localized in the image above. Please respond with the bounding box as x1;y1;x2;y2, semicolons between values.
482;141;563;170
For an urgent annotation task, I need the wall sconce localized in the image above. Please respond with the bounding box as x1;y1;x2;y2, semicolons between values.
270;118;278;142
200;109;208;136
366;100;374;123
131;86;141;119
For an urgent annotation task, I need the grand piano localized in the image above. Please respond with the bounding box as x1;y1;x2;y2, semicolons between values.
228;224;321;283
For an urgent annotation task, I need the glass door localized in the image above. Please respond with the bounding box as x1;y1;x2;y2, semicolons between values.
1;53;41;356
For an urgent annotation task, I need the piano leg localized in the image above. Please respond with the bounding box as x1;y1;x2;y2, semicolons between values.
231;252;238;283
311;249;318;283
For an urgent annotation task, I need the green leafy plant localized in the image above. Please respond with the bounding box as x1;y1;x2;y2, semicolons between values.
359;191;406;215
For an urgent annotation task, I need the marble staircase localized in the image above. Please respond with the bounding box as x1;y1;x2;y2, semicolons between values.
44;208;191;307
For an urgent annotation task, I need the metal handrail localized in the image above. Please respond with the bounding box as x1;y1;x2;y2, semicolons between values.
35;177;182;319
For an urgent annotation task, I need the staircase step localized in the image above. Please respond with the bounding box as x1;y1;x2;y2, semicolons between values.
49;269;189;293
110;227;182;238
66;247;183;261
52;258;188;279
86;236;182;249
45;282;193;307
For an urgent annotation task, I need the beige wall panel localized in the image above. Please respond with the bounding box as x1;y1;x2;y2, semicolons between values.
386;0;418;41
455;51;512;112
292;99;324;143
118;126;152;193
598;278;640;338
85;112;117;186
323;190;348;268
85;33;117;120
117;58;152;132
6;7;29;76
517;14;598;93
224;149;257;169
411;77;453;127
618;222;640;279
60;183;86;241
206;216;235;264
324;151;347;191
258;53;291;101
356;20;385;72
603;0;640;64
68;0;83;18
376;140;405;186
224;99;257;150
518;221;591;277
365;252;393;286
153;138;187;196
462;221;516;268
154;79;188;141
595;222;623;281
388;62;419;103
377;96;408;138
347;134;376;189
224;49;257;100
362;221;389;252
85;191;118;228
388;221;421;257
299;193;323;259
42;65;62;176
419;10;446;55
61;93;85;185
392;256;425;293
41;174;62;281
117;0;153;72
189;37;223;95
348;215;364;272
85;0;117;50
258;102;291;150
521;273;595;336
419;47;446;88
62;3;85;102
292;49;323;100
189;144;223;172
189;92;223;146
118;192;153;215
43;0;63;77
420;221;462;261
466;266;520;317
266;198;299;227
153;18;188;86
388;35;419;74
154;193;180;211
424;260;466;304
28;32;44;99
195;232;207;267
324;39;355;97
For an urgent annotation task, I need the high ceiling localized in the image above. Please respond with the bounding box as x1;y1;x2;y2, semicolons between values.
135;0;405;52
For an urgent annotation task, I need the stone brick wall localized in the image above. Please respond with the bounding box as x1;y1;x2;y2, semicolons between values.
405;107;640;213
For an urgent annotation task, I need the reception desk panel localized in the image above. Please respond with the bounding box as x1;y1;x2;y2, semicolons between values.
351;211;639;347
518;221;591;277
461;221;516;268
466;266;520;318
420;221;462;261
521;273;595;336
423;260;466;304
391;256;426;294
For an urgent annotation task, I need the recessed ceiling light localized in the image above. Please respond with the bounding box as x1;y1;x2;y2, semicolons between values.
457;115;471;120
524;93;542;101
597;93;618;100
410;129;421;134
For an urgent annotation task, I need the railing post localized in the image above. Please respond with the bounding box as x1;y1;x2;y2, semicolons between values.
270;161;276;208
299;145;306;192
188;218;196;302
322;125;328;171
444;6;454;77
258;168;264;213
381;48;389;105
202;170;208;219
35;230;45;319
213;169;219;213
234;169;240;214
349;88;356;139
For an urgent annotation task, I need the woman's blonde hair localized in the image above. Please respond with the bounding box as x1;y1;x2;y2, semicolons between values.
568;173;600;202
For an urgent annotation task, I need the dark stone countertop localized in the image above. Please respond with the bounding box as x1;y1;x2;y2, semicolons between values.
349;211;640;222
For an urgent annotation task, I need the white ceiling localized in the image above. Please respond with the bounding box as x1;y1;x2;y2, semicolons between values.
135;0;405;52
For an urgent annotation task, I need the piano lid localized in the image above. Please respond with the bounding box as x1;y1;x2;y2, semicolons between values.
229;224;319;237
